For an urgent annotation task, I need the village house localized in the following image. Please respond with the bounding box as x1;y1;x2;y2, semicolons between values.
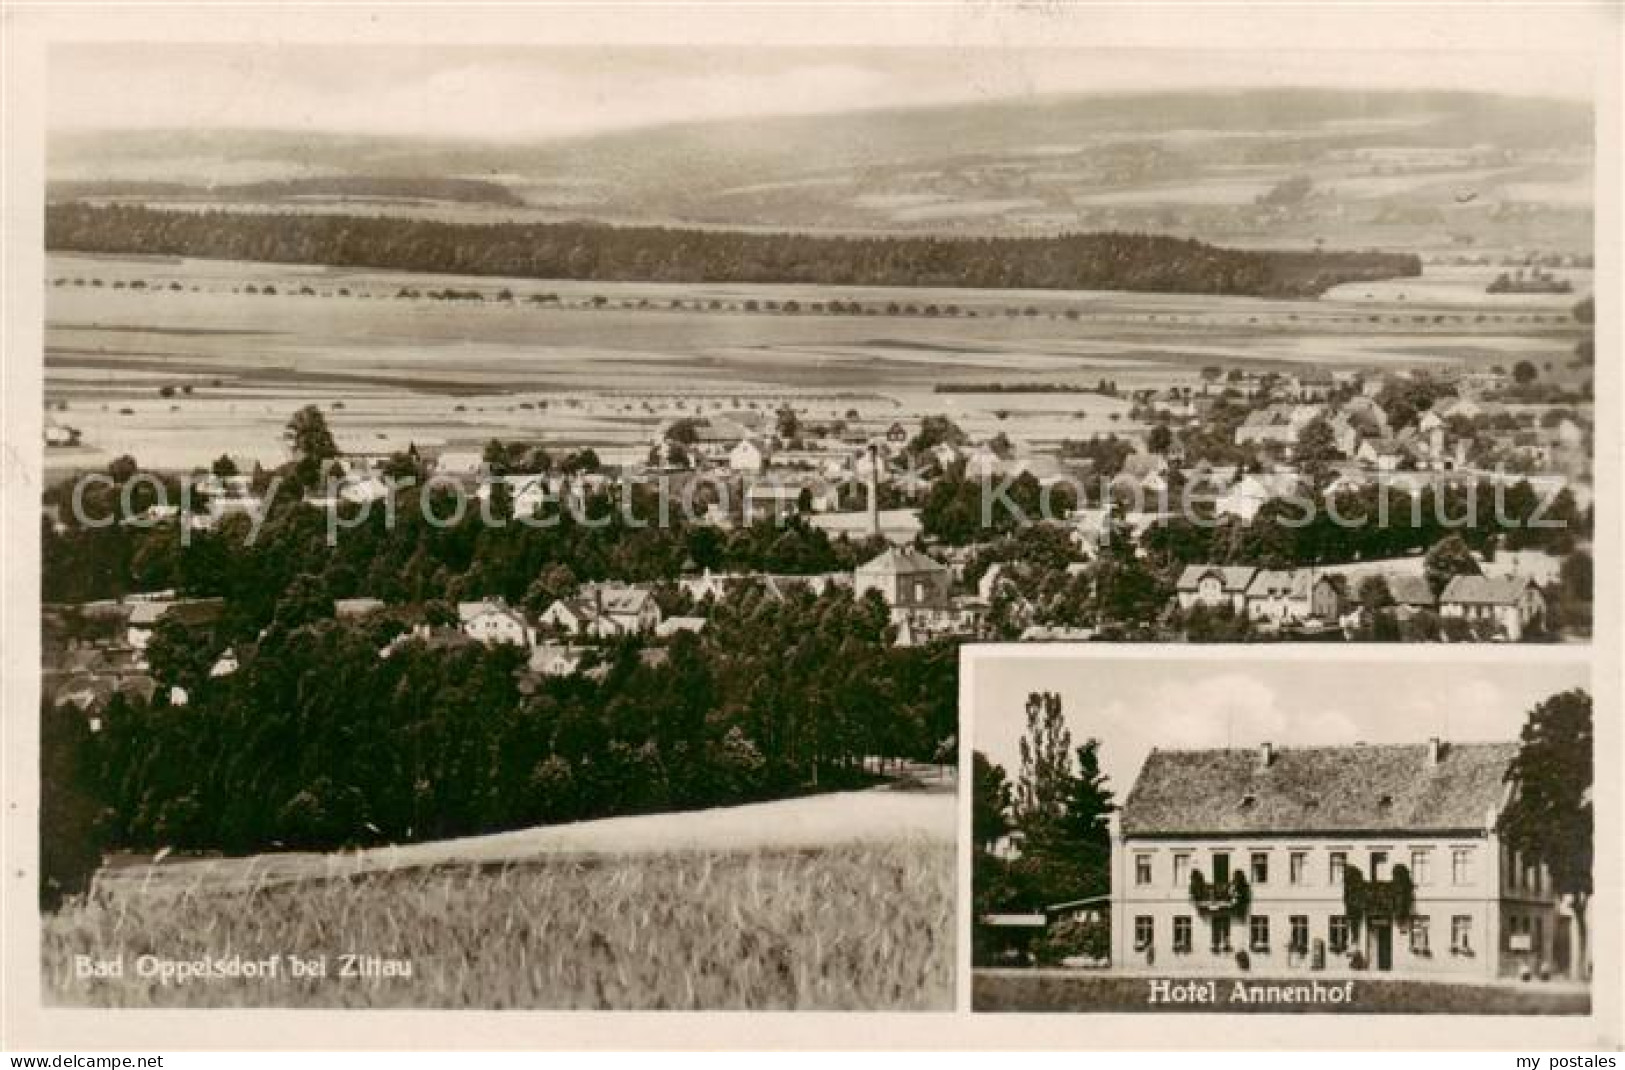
1383;575;1439;616
1438;576;1547;641
1326;413;1361;457
728;438;770;473
854;547;952;612
964;444;1004;480
527;643;587;678
124;595;225;656
334;597;386;618
1112;739;1579;980
1234;404;1318;449
1243;569;1342;625
676;568;732;604
743;481;803;523
538;583;663;638
44;423;83;447
433;451;485;479
1214;473;1302;522
457;598;533;648
1175;566;1257;614
655;616;708;639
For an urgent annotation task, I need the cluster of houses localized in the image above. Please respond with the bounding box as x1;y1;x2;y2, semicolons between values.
1174;560;1548;640
43;590;228;720
44;537;981;719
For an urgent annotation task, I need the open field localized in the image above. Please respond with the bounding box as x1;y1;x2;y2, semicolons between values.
972;971;1591;1015
47;841;956;1009
46;784;956;1009
92;782;956;897
45;252;1587;473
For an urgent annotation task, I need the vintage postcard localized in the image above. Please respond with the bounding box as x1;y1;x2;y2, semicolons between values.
967;648;1597;1017
1;1;1619;1053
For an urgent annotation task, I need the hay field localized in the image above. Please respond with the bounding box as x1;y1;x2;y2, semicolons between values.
46;842;956;1010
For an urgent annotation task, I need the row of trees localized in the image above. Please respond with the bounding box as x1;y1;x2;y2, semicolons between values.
47;204;1419;297
42;468;888;620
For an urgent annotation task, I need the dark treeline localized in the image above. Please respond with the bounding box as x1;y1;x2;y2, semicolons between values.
43;474;886;617
80;586;956;854
51;176;526;207
46;203;1420;297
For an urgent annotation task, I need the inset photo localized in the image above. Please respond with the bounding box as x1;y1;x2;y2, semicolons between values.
968;648;1594;1015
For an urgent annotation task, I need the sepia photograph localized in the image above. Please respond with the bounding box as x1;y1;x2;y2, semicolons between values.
2;0;1618;1053
969;649;1595;1015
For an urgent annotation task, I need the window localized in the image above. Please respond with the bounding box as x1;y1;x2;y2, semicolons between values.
1212;852;1230;885
1211;915;1231;953
1135;854;1153;886
1507;914;1532;952
1173;916;1192;953
1410;915;1431;954
1134;915;1154;951
1451;915;1473;954
1329;851;1347;886
1329;916;1351;954
1452;847;1475;886
1290;915;1309;954
1410;849;1432;886
1370;850;1390;881
1250;852;1269;884
1173;853;1191;887
1289;851;1307;886
1250;916;1270;952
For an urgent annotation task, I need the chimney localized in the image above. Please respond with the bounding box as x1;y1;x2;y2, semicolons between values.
1259;741;1274;767
1429;737;1445;766
866;442;881;538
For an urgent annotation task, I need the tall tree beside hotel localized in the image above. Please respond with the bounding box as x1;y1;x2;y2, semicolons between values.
1499;688;1593;973
973;751;1013;852
1012;692;1117;906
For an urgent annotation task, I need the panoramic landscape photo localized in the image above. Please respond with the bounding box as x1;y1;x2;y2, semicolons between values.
36;41;1594;1009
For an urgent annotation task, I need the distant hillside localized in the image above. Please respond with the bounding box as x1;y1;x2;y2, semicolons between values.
48;89;1592;244
45;203;1419;297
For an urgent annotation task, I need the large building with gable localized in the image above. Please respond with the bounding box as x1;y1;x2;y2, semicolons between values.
1111;739;1579;979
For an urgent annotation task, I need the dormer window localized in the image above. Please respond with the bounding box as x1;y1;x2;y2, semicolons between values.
1378;794;1394;808
1240;793;1257;809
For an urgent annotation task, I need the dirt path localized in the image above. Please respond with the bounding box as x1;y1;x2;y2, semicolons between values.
94;783;956;896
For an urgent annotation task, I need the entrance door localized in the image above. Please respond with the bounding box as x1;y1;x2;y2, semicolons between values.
1372;919;1393;971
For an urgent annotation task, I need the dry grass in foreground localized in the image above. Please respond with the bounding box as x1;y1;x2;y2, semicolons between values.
45;842;954;1011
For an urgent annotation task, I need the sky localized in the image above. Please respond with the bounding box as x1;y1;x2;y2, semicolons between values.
46;42;1596;142
969;653;1589;803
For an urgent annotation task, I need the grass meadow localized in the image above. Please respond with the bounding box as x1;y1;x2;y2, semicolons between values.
45;842;956;1010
